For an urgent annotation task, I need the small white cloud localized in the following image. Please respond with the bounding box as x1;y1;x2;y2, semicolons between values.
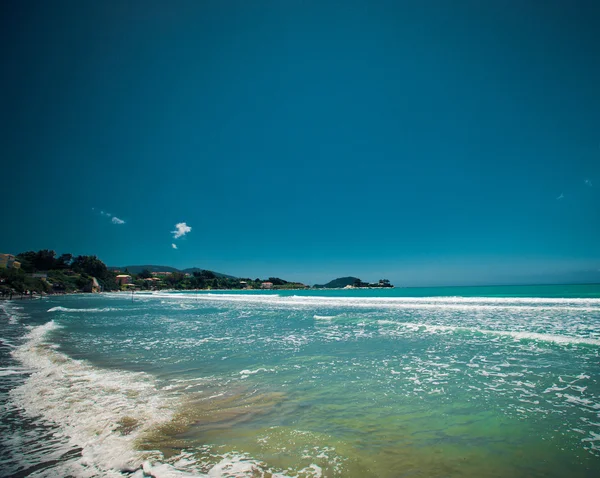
556;193;564;200
172;222;192;239
100;211;110;216
585;179;592;187
112;217;125;224
172;243;178;249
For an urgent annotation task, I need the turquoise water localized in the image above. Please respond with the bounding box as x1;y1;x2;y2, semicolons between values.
1;284;600;477
181;283;600;298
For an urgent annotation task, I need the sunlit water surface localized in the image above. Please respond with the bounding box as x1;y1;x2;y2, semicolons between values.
1;285;600;477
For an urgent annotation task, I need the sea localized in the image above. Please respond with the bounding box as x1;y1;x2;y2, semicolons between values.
1;284;600;477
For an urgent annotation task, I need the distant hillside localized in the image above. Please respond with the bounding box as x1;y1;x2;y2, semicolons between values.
180;267;237;279
109;265;236;279
314;276;360;289
108;265;179;274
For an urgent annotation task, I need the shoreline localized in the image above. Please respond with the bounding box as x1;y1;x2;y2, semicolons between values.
3;288;599;476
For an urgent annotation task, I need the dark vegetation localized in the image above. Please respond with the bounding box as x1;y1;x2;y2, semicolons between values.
0;250;307;294
109;265;235;279
2;250;392;294
314;276;393;288
0;250;118;294
130;270;306;291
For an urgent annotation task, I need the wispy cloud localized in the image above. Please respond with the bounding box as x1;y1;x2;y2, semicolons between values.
556;193;564;200
172;243;178;249
94;208;125;224
585;179;593;187
172;222;192;239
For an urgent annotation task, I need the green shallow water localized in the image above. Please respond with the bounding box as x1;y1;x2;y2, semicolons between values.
2;285;600;477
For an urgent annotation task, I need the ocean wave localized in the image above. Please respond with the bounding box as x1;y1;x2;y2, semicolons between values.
7;322;318;477
379;321;600;346
485;330;600;346
1;302;28;324
141;452;299;478
0;366;32;376
10;321;179;475
117;293;600;312
47;306;122;313
239;367;276;379
0;337;17;348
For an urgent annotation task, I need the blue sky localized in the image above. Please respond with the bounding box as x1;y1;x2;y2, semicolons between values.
1;1;599;286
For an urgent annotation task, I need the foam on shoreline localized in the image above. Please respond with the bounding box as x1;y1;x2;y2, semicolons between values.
8;321;318;477
10;321;178;475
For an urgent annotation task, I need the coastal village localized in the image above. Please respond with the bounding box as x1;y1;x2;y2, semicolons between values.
1;250;393;298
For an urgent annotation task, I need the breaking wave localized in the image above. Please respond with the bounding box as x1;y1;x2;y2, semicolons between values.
47;306;122;313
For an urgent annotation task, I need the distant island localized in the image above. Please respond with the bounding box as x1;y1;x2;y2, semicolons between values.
314;276;393;289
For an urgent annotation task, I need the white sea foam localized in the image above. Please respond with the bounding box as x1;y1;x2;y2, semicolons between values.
313;315;337;320
239;368;276;379
583;431;600;442
115;292;600;313
558;394;600;409
0;366;32;376
488;330;600;346
0;337;17;348
379;321;600;347
1;301;27;324
10;321;178;475
201;454;290;478
8;321;314;477
47;306;121;313
139;448;324;478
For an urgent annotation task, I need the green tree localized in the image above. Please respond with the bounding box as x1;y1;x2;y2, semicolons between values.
16;251;38;272
138;269;152;279
70;255;118;291
165;272;185;288
56;253;73;269
16;250;60;271
0;268;25;292
268;277;288;286
35;250;58;270
71;255;107;277
134;279;150;290
202;270;216;280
